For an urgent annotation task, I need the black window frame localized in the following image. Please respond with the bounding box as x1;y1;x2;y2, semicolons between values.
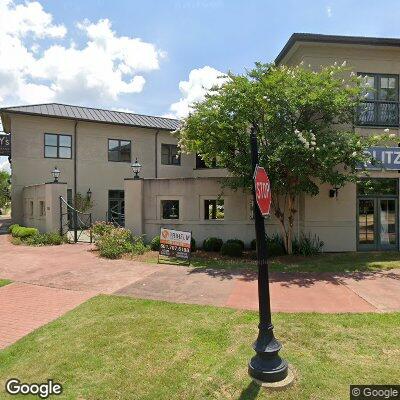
357;73;399;127
161;200;180;220
44;133;72;159
204;199;224;220
161;144;181;166
108;139;132;163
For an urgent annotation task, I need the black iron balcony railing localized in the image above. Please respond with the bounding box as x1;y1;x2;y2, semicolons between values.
357;101;399;127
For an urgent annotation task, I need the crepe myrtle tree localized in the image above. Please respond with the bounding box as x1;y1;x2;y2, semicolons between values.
177;62;394;254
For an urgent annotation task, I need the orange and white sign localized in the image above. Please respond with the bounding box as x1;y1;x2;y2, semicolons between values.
159;228;191;261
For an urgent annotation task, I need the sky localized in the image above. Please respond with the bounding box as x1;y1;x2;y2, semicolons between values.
2;0;400;171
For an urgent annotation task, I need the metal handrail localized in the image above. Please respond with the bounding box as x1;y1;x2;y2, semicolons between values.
60;196;92;243
106;210;125;227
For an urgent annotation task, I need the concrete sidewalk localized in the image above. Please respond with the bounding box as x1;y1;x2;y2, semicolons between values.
0;233;399;349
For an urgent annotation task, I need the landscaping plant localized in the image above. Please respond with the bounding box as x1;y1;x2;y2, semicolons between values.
292;233;324;256
95;226;149;259
225;238;245;250
220;241;243;257
92;221;115;239
203;237;223;252
150;235;160;251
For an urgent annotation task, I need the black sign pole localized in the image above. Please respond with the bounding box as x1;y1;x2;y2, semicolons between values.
248;125;288;383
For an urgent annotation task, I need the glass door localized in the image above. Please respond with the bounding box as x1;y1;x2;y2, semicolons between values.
358;198;376;250
379;198;397;250
108;190;125;227
357;197;398;251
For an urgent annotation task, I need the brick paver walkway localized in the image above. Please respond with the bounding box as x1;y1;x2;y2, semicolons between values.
0;282;94;349
0;233;399;349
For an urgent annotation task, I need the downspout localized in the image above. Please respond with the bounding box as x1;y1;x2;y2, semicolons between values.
155;129;159;178
73;120;78;242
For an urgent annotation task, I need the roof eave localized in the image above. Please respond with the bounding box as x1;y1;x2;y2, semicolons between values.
275;33;400;65
0;109;179;132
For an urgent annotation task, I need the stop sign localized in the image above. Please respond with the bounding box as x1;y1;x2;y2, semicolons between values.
253;165;271;216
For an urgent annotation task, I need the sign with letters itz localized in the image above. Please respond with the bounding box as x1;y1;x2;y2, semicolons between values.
361;146;400;170
159;228;191;264
0;134;11;156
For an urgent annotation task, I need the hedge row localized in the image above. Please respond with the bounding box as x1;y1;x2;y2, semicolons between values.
9;224;66;246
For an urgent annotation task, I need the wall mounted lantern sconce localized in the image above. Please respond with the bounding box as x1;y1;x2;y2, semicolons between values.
329;186;340;198
87;188;92;200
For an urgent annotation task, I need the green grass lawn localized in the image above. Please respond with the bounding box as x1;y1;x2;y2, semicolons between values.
0;279;11;288
0;295;398;400
136;250;400;273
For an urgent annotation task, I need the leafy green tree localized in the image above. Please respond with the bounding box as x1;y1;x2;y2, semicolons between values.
74;192;94;213
178;63;392;253
0;170;11;213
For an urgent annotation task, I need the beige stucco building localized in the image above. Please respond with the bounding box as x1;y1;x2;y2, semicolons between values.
2;33;400;252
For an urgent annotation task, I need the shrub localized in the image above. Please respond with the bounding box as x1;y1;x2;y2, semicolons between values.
150;235;160;251
95;227;134;259
226;238;245;251
131;236;149;255
250;234;286;257
203;237;223;252
11;237;22;245
11;226;39;238
8;224;19;233
220;241;243;257
266;234;286;257
92;221;114;239
24;232;66;246
292;233;324;256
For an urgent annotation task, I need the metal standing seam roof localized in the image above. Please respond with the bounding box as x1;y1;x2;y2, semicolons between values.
275;33;400;65
0;103;180;131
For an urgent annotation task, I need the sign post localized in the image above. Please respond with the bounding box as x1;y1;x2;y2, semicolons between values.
248;125;289;384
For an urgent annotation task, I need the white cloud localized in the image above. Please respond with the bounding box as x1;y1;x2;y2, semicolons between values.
0;156;10;173
168;66;227;119
326;5;333;17
0;1;165;106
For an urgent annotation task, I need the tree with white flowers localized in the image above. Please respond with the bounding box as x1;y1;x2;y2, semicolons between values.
177;62;392;253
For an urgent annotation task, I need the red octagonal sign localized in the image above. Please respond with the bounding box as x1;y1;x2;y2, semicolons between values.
253;165;271;216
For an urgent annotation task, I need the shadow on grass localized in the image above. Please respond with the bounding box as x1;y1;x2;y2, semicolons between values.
238;381;261;400
185;251;400;287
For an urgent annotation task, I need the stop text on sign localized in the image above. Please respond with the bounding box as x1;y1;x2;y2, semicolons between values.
253;165;271;216
256;181;270;201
